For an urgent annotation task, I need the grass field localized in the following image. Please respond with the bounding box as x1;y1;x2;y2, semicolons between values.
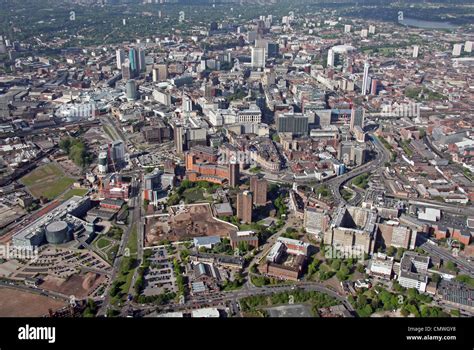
127;225;138;256
182;187;205;203
96;237;112;249
92;234;119;264
111;224;139;303
59;188;89;201
20;163;75;200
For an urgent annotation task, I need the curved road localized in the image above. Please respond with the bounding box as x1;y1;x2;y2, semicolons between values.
327;134;390;204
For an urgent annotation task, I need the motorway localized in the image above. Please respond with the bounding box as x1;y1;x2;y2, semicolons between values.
327;133;390;204
407;199;474;217
419;236;474;276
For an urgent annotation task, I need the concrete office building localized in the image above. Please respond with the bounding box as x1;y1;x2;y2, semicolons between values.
361;61;370;95
174;124;184;155
251;47;266;68
122;59;131;80
116;49;125;70
327;48;335;67
398;251;430;292
138;48;146;72
452;43;462;56
276;113;308;136
350;107;365;132
126;80;137;100
152;64;168;82
368;253;393;279
413;45;419;58
324;206;378;255
304;207;330;237
465;41;473;53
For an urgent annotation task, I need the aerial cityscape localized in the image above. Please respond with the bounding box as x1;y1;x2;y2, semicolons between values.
0;0;473;328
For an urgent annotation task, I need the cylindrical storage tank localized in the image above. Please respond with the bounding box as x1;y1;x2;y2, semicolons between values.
45;221;71;244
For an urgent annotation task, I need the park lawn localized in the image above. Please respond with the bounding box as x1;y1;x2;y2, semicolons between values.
127;224;138;256
96;237;112;249
116;256;137;300
110;225;140;304
117;224;140;297
20;163;76;200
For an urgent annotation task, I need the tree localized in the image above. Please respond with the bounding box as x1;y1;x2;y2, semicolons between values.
445;261;459;273
418;128;426;138
386;246;397;257
431;274;441;284
455;274;474;287
392;281;406;293
331;259;341;271
407;288;418;300
450;309;461;317
358;304;373;317
396;248;406;261
59;138;72;152
59;137;92;168
357;294;368;309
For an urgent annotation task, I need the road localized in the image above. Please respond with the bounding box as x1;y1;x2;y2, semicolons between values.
245;212;302;288
326;133;390;204
141;281;354;315
97;176;141;316
419;237;474;276
407;199;474;217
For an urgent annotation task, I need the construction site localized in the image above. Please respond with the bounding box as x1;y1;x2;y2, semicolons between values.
144;203;238;245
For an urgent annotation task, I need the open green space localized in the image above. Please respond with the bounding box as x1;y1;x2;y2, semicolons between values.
182;187;205;203
352;173;370;190
20;163;75;200
341;188;354;201
399;140;413;157
96;237;112;249
59;188;89;201
167;180;220;205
